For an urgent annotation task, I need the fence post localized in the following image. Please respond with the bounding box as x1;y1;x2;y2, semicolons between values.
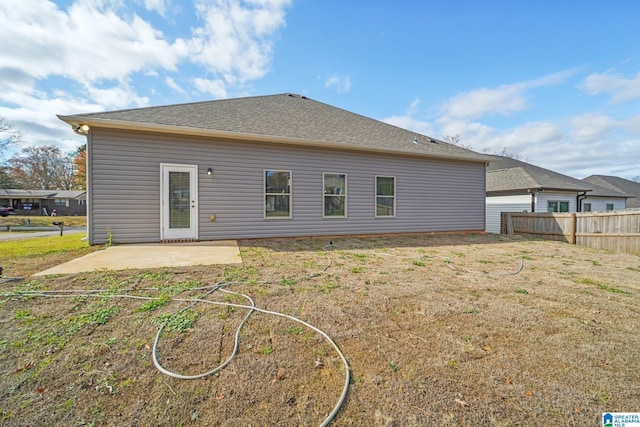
569;213;576;245
504;212;514;235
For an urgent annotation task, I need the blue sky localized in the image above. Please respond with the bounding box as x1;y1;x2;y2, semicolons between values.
1;0;639;179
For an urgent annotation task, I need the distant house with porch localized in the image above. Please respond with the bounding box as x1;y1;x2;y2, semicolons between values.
0;189;86;216
485;156;628;233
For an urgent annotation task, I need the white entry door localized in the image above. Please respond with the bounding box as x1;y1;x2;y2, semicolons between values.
161;164;198;241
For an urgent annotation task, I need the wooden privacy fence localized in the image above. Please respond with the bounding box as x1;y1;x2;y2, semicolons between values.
501;210;640;254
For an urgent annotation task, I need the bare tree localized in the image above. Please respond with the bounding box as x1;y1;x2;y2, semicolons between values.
493;147;524;160
9;145;72;189
442;134;475;150
0;117;21;156
57;153;76;190
631;176;640;183
442;134;527;161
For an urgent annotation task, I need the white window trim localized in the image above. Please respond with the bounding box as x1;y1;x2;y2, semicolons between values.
264;169;292;219
375;175;396;218
548;200;570;213
322;172;347;218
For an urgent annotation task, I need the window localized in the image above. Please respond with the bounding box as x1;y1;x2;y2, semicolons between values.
323;173;346;217
21;199;39;210
264;170;291;218
583;203;591;212
606;203;614;211
54;199;69;207
375;176;395;217
548;201;569;212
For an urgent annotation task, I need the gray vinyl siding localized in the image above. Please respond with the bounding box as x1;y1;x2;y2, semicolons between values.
89;129;486;244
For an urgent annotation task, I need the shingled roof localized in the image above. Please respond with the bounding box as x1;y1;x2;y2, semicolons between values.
487;156;632;201
487;155;593;193
583;175;640;208
58;93;490;163
0;189;86;199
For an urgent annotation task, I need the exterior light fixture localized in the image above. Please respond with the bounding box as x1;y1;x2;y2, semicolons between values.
207;167;213;175
74;124;90;135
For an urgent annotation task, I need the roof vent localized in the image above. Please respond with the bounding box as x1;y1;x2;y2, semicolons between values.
412;137;420;145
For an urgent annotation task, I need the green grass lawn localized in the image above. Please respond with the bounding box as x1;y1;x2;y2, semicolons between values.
0;215;87;228
0;233;97;277
0;233;89;258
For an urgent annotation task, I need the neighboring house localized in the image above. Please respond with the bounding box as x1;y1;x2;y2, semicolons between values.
581;184;629;213
58;93;492;245
485;156;628;233
582;175;640;209
0;189;86;216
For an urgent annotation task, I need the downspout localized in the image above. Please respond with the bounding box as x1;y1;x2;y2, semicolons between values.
577;191;587;212
527;189;534;212
529;189;542;212
72;124;92;244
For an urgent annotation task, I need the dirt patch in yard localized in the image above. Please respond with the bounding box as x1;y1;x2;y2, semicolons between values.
1;233;639;426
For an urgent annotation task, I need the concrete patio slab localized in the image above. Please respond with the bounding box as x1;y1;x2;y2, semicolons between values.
34;241;242;276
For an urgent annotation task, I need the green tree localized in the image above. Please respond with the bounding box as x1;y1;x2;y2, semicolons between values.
0;166;14;189
73;144;87;190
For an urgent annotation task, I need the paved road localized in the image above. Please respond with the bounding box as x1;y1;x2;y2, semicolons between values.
0;227;87;241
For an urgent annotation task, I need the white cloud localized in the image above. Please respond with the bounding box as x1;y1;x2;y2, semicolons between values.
142;0;168;15
194;77;228;98
382;69;640;179
582;71;640;104
384;69;640;179
406;98;421;116
490;122;564;152
437;115;566;164
441;84;530;120
0;95;100;155
325;74;352;93
381;97;434;136
441;69;576;120
437;118;496;146
623;114;640;133
0;1;187;84
382;115;434;136
165;76;187;95
0;0;293;158
0;0;290;114
189;0;292;85
569;113;616;143
81;82;150;110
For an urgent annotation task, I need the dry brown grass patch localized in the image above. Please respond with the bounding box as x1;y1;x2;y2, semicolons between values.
1;233;639;425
